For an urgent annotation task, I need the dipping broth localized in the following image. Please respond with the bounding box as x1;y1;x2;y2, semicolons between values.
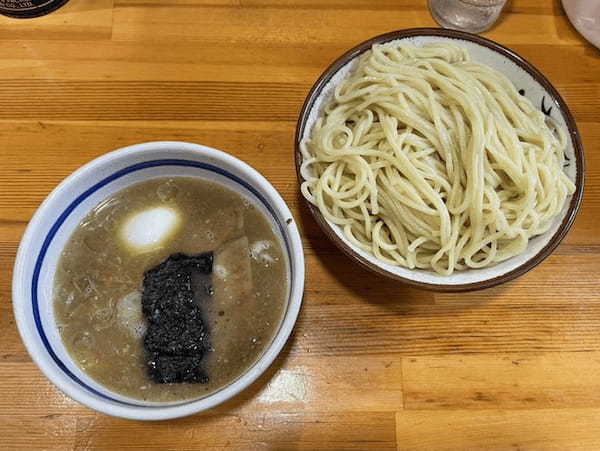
53;177;288;402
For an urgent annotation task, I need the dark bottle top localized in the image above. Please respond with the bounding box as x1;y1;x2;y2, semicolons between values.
0;0;70;18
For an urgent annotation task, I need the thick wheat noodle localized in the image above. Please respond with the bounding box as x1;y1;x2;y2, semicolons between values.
300;42;576;275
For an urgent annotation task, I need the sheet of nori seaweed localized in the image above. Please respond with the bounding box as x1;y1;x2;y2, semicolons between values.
142;252;213;384
147;354;208;384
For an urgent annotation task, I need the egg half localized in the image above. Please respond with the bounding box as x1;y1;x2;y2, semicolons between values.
120;206;181;251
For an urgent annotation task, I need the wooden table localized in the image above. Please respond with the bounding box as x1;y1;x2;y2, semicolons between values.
1;1;599;449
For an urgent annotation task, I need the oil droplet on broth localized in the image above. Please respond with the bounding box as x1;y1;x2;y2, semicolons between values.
72;331;94;349
156;180;179;202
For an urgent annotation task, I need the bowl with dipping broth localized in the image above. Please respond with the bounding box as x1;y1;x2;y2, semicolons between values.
13;141;304;420
295;28;584;292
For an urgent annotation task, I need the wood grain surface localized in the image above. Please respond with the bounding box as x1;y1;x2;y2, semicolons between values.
1;1;599;450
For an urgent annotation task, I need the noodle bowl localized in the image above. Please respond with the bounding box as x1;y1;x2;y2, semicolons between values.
300;41;576;276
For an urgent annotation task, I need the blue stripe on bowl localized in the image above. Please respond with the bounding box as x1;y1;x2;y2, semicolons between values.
32;159;292;406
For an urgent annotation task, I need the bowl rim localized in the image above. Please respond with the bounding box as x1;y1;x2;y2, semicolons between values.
13;140;305;420
294;27;585;292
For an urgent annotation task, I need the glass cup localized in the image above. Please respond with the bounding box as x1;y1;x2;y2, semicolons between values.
429;0;508;34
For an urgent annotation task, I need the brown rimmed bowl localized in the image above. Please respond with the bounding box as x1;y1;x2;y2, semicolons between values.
294;28;585;292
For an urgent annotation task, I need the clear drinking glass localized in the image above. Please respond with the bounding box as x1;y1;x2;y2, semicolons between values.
428;0;508;34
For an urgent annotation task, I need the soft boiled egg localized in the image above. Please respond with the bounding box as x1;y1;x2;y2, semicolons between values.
120;206;181;252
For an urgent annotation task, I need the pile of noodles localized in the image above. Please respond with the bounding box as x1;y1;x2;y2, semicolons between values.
300;42;575;275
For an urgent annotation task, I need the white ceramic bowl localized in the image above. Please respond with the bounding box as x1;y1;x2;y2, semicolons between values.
13;141;305;420
562;0;600;50
295;28;584;292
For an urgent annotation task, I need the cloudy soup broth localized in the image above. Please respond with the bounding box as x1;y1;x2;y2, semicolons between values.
53;177;288;402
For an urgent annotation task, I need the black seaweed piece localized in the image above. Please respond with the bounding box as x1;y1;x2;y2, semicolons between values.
142;252;212;322
144;315;207;355
141;252;213;384
147;353;209;384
